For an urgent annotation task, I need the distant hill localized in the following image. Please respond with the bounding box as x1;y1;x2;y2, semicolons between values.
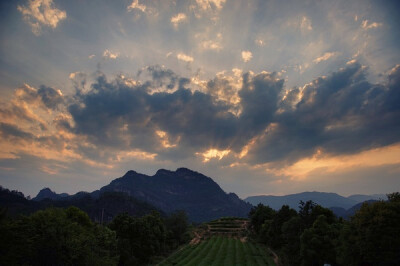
99;168;252;222
1;186;159;222
347;194;387;203
245;191;387;219
32;187;69;201
245;192;359;210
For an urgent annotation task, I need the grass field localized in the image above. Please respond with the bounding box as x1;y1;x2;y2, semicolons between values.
159;236;276;266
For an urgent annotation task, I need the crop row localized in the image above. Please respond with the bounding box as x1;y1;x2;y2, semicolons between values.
159;236;275;266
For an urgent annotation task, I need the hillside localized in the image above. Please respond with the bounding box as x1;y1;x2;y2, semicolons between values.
100;168;252;222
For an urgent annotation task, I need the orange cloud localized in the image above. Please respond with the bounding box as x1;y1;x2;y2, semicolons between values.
273;143;400;180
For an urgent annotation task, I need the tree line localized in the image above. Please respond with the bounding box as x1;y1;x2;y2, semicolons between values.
248;192;400;265
0;206;191;265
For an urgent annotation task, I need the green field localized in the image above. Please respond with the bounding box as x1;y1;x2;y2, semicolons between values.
159;236;276;266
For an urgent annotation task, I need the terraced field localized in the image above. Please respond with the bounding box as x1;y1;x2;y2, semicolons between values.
159;218;276;266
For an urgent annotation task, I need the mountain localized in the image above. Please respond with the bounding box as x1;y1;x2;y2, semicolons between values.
245;192;359;210
347;194;387;203
99;168;252;222
329;199;380;219
32;188;69;201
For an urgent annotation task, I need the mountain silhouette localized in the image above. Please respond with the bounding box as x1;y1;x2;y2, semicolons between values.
99;168;252;222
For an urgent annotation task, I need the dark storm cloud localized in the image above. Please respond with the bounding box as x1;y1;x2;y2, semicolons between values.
37;86;64;110
239;72;284;138
69;70;242;155
246;62;400;164
66;62;400;164
69;73;154;150
148;88;239;150
138;65;190;91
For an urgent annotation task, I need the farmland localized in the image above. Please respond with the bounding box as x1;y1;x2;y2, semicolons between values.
159;218;276;266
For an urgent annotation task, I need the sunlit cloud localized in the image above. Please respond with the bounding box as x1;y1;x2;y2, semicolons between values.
156;130;179;148
313;52;339;64
171;13;187;29
103;49;119;59
361;20;383;30
197;148;231;162
273;143;400;181
195;0;226;11
200;40;222;51
190;0;226;20
127;0;146;13
241;51;252;62
114;150;157;162
17;0;67;35
255;39;266;47
177;53;194;63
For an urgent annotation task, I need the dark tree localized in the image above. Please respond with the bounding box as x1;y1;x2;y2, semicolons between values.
248;203;276;234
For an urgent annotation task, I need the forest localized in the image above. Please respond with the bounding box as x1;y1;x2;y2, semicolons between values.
0;192;399;265
248;192;400;265
0;206;190;265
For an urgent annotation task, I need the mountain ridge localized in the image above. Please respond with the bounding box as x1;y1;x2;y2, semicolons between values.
245;191;387;211
99;167;252;222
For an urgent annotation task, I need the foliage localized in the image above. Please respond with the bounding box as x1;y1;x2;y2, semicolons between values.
249;203;276;234
0;206;118;265
108;210;191;265
0;205;191;266
249;196;400;266
300;215;339;266
165;210;190;248
337;198;400;265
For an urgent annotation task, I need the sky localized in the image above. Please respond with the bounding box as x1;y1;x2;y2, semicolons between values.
0;0;400;198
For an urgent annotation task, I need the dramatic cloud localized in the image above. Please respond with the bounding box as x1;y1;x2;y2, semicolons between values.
17;0;66;35
247;62;400;164
241;51;252;62
2;0;400;196
61;62;400;168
